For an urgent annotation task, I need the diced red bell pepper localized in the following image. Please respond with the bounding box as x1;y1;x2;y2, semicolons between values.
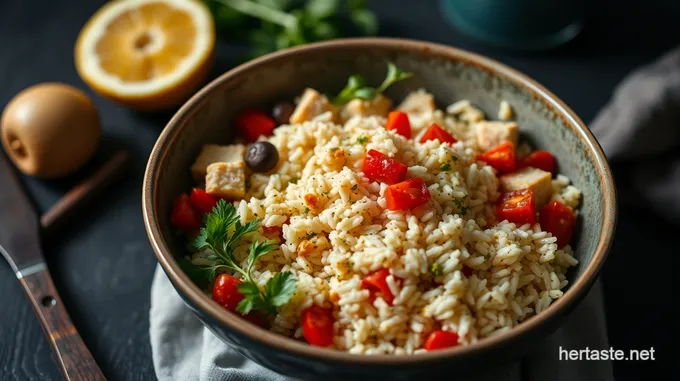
419;123;457;144
212;274;244;312
301;305;335;347
263;217;289;240
361;268;402;305
190;188;219;214
263;225;283;239
520;150;556;174
385;111;412;139
385;177;431;210
540;201;576;247
170;193;203;232
424;330;460;351
478;142;517;174
235;108;277;143
496;188;536;225
362;149;408;185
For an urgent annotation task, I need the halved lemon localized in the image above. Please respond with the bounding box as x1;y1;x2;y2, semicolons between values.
75;0;215;111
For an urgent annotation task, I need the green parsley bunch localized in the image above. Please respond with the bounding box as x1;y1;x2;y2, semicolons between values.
181;199;296;315
204;0;379;59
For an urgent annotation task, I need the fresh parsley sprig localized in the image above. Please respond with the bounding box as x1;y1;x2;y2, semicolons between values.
187;199;297;315
332;62;413;105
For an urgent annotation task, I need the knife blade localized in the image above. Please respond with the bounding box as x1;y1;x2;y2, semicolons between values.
0;149;107;380
0;149;45;277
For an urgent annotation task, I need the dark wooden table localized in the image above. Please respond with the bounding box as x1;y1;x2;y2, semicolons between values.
0;0;676;380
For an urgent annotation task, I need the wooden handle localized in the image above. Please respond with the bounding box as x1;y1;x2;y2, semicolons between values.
19;269;107;381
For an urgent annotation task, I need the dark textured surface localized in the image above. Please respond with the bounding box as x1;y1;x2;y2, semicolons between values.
0;0;676;380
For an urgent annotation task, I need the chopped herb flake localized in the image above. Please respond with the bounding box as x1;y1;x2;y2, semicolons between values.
440;162;451;171
430;262;443;276
290;177;299;184
357;136;368;144
453;199;468;215
350;184;358;190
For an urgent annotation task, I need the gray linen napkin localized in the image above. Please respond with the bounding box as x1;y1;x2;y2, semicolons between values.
150;45;680;381
589;46;680;224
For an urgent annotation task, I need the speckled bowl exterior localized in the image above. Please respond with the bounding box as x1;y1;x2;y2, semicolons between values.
143;38;616;380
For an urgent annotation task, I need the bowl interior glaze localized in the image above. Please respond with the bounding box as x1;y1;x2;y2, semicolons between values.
143;38;615;377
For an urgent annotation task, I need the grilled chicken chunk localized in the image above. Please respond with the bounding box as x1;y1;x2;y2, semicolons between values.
339;94;392;122
205;161;247;199
499;167;553;208
289;88;338;124
397;90;436;115
191;144;245;182
475;121;519;152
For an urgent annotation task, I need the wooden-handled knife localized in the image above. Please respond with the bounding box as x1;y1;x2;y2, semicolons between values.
0;150;107;381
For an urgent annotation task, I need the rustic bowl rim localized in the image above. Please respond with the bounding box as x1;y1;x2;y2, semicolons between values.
143;37;616;366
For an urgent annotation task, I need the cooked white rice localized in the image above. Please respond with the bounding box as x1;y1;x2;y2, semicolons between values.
190;98;580;354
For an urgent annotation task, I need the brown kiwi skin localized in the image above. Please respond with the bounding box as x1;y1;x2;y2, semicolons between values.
1;83;101;178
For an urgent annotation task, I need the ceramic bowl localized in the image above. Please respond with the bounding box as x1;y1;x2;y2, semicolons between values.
143;38;616;380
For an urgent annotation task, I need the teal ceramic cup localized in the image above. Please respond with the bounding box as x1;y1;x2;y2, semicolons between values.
440;0;586;50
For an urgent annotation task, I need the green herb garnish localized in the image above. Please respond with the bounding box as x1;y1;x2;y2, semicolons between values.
357;136;368;144
350;184;358;190
440;162;451;171
430;262;443;276
453;198;468;216
179;257;219;288
190;199;296;315
207;0;378;60
332;62;413;105
290;176;299;184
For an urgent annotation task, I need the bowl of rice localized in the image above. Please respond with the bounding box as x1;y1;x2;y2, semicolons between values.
143;38;616;379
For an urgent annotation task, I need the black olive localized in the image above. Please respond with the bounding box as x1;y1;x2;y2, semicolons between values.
246;141;279;172
272;102;294;125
